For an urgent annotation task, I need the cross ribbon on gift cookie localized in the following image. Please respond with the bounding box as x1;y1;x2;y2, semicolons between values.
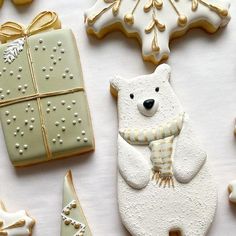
0;12;91;165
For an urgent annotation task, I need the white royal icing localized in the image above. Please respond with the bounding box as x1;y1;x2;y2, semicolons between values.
3;38;25;64
0;202;34;236
85;0;231;64
110;64;217;235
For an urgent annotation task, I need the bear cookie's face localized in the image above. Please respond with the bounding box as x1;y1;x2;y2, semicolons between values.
110;64;183;129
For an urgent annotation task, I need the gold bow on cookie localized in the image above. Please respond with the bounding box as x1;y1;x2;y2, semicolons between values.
0;0;33;8
0;11;61;43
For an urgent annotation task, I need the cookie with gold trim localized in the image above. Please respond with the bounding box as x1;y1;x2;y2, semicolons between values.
61;171;92;236
0;201;35;236
85;0;231;64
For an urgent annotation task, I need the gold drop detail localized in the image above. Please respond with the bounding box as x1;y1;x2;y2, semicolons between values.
178;15;188;27
124;13;134;25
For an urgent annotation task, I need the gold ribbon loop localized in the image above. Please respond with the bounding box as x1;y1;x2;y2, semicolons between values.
0;22;24;43
0;11;61;43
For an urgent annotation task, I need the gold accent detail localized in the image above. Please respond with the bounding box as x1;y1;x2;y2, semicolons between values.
145;18;166;33
124;13;134;25
178;15;188;27
87;0;121;26
134;129;139;142
152;170;174;188
0;88;84;107
194;0;228;17
127;129;130;141
111;0;121;15
124;0;141;25
144;0;163;12
168;0;187;27
0;232;7;236
152;34;160;52
1;219;25;230
25;36;52;160
144;0;166;53
192;0;198;11
0;11;61;43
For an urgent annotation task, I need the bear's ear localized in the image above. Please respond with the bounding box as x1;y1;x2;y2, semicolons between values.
110;76;126;97
153;64;171;82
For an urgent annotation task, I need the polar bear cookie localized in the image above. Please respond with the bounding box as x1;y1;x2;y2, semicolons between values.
85;0;231;64
0;201;35;236
110;64;217;236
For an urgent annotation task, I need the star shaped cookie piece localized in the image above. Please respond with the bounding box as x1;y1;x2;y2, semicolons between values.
85;0;231;64
61;171;92;236
0;201;35;236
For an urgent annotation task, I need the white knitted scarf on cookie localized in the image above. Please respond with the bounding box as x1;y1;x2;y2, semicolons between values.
119;113;184;187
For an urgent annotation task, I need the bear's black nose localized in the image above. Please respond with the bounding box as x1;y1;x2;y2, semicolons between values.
143;99;155;110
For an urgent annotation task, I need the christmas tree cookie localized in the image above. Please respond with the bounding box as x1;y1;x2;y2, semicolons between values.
0;201;35;236
61;171;92;236
0;11;95;167
85;0;231;64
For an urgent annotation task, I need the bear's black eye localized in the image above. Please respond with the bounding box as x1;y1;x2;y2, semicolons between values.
155;87;159;92
130;93;134;99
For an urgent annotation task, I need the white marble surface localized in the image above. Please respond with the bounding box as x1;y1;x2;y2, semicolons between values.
0;0;235;235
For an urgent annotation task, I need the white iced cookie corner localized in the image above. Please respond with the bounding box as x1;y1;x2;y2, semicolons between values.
85;0;231;64
228;180;236;203
0;201;35;236
110;64;217;236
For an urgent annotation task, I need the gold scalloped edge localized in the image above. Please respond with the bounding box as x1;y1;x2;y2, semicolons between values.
86;18;227;65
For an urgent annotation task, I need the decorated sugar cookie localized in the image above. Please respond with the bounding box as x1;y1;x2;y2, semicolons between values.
0;201;35;236
85;0;231;64
228;180;236;203
0;11;95;167
0;0;32;8
61;171;92;236
110;64;217;235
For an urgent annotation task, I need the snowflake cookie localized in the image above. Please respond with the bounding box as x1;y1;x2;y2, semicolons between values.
0;201;35;236
85;0;231;64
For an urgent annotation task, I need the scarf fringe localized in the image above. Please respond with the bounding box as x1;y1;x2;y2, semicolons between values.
152;170;175;188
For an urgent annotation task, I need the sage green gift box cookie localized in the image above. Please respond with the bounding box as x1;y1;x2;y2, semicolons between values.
0;11;95;167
